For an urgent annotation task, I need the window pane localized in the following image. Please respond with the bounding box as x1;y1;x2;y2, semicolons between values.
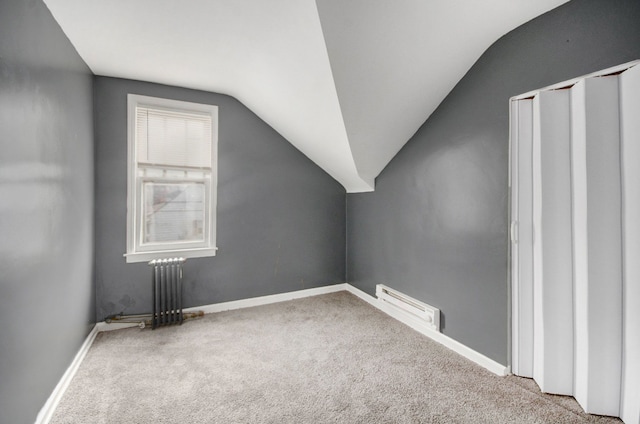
142;182;205;244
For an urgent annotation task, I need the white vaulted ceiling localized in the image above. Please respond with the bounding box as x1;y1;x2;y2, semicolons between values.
43;0;568;192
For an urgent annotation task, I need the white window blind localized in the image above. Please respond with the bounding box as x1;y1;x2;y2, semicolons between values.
136;107;212;169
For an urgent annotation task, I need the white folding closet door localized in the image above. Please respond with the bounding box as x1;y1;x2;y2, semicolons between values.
571;76;623;417
510;99;534;378
510;61;640;424
620;64;640;424
532;90;574;396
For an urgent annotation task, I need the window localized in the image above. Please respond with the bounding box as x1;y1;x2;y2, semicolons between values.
125;94;218;263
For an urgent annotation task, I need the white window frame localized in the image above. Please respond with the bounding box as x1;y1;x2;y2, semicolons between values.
125;94;218;263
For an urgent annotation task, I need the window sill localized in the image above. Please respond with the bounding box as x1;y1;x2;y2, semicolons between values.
124;247;218;264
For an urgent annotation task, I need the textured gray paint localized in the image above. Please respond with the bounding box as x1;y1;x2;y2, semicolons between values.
0;0;95;423
347;0;640;365
94;77;346;321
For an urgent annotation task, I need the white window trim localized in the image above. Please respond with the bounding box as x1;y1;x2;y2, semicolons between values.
124;94;219;263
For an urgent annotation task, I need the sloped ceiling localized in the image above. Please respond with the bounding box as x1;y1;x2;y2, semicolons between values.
43;0;568;192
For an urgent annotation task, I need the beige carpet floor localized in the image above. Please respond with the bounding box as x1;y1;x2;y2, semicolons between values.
50;291;621;423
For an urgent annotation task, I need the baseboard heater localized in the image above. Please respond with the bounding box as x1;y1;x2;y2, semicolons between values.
149;258;186;329
376;284;440;332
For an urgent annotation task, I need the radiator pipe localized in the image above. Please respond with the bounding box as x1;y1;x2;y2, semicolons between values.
105;311;204;329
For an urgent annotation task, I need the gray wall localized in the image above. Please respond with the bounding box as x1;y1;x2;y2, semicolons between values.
94;77;346;320
347;0;640;365
0;0;95;423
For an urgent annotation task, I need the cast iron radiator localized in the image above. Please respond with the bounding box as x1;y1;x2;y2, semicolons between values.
148;258;186;329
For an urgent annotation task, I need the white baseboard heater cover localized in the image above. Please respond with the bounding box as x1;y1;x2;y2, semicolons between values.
376;284;440;332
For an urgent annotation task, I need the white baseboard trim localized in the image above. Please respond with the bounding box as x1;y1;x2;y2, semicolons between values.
95;321;141;331
344;284;510;377
183;283;349;314
35;325;101;424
